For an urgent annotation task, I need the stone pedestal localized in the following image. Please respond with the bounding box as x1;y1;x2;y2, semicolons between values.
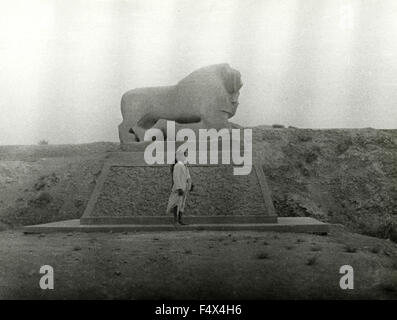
80;150;277;225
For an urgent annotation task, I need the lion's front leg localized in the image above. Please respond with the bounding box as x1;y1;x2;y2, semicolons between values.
201;106;233;132
118;120;142;145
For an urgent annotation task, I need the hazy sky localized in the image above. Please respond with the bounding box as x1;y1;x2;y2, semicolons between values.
1;0;397;145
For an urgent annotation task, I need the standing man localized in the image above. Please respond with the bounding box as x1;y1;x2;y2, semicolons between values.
167;150;193;225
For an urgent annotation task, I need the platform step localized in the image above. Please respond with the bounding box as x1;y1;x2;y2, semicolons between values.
23;217;329;234
80;215;278;225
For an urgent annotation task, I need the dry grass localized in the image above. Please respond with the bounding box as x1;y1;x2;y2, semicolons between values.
256;252;269;260
306;256;318;266
344;245;358;253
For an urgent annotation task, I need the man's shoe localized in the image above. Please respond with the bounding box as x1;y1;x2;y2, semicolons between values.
178;212;188;225
173;209;179;226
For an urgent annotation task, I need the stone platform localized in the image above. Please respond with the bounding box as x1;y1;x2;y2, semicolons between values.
22;217;329;234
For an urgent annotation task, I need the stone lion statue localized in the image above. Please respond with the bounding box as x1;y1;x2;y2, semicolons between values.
118;63;243;147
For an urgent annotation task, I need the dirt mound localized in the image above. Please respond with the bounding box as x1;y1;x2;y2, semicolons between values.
0;143;113;227
0;142;118;161
254;127;397;241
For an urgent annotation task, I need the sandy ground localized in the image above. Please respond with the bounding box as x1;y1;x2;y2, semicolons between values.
0;226;396;300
